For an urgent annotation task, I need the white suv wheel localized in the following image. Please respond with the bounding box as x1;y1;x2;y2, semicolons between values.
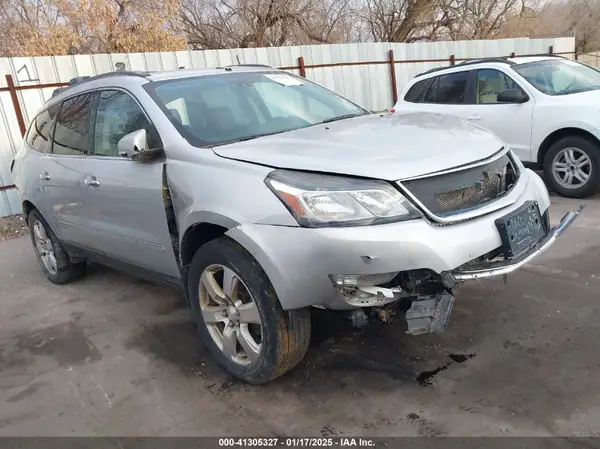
552;147;592;189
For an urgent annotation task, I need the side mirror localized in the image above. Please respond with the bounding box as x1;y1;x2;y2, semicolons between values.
117;129;148;158
117;129;165;162
497;88;529;104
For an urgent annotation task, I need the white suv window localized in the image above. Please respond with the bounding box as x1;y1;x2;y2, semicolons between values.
404;78;435;103
424;71;468;104
476;69;522;104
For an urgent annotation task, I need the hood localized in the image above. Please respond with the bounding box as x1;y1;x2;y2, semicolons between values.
551;88;600;105
212;112;505;181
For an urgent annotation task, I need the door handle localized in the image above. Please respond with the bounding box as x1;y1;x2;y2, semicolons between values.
467;114;482;120
84;176;100;187
40;172;51;181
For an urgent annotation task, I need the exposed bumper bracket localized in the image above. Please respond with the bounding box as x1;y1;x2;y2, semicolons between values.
452;206;583;281
405;292;455;335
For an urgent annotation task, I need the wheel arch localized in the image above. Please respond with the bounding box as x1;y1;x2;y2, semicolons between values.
537;127;600;166
181;221;230;268
22;199;36;220
179;217;290;311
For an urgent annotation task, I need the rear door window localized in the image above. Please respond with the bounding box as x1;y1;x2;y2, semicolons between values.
52;93;94;156
424;72;469;104
26;105;59;153
435;72;469;104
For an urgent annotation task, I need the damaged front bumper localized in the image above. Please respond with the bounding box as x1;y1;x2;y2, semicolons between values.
336;206;582;335
451;207;582;280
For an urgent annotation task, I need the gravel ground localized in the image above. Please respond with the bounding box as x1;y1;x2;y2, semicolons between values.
0;215;28;242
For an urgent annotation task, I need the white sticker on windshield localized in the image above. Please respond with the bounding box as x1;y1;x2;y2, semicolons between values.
264;73;304;86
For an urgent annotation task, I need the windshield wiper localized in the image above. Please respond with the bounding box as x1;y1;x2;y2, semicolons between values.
319;113;365;124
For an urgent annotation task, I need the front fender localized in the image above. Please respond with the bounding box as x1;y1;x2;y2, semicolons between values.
181;211;240;236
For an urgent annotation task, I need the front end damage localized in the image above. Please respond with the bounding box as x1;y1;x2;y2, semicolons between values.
331;270;458;335
331;207;583;335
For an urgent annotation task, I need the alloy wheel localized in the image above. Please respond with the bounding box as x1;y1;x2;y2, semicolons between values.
198;264;263;365
552;147;592;189
32;220;57;275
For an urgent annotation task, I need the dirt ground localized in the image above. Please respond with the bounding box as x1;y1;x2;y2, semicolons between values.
0;194;599;437
0;214;28;242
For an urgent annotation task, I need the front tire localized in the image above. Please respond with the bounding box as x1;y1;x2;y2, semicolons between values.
544;136;600;198
28;210;86;284
188;236;311;384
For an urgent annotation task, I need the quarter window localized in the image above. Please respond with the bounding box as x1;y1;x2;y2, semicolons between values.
404;78;434;103
423;77;439;103
476;69;522;104
52;93;93;155
26;105;59;154
93;90;160;157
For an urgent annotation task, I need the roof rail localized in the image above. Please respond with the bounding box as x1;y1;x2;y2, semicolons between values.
223;64;273;70
51;70;151;98
515;53;568;59
415;57;514;78
457;57;515;66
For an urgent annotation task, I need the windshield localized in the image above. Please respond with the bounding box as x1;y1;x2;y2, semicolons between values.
512;59;600;96
144;71;369;147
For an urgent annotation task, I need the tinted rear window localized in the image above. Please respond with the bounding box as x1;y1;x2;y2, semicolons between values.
425;72;469;104
26;106;59;153
52;93;94;155
404;78;434;102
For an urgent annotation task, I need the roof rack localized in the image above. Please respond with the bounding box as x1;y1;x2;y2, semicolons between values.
458;57;516;66
222;64;273;71
51;70;151;98
415;57;515;78
224;64;272;68
514;53;567;59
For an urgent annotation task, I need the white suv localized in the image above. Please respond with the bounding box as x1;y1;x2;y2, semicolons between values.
394;56;600;198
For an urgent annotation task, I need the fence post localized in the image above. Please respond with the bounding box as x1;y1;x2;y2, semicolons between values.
548;45;554;55
449;54;455;66
575;52;579;61
389;50;398;105
5;74;26;137
298;56;306;78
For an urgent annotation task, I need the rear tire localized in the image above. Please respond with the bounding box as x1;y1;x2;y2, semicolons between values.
543;136;600;198
188;236;310;384
28;210;86;284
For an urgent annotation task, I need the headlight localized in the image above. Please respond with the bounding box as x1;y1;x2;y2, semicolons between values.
264;170;422;227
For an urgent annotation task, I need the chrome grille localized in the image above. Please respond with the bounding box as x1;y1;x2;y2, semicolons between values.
400;152;519;217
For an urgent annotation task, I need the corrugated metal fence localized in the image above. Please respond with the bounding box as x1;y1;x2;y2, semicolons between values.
0;36;575;217
578;51;600;67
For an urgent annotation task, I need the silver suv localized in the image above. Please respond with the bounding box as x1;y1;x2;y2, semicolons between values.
11;66;579;384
